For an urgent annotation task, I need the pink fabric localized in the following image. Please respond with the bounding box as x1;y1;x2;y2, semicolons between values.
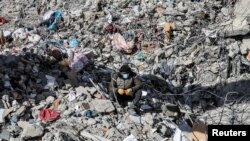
67;48;94;72
40;109;60;122
111;33;134;53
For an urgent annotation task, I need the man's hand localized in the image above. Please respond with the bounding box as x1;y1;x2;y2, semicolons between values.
125;89;132;96
118;89;125;95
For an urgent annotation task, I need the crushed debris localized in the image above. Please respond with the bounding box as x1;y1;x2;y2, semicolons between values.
0;0;249;140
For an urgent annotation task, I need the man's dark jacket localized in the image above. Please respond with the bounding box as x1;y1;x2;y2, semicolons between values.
109;72;142;94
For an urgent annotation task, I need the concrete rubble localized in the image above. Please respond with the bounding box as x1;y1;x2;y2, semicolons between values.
0;0;250;141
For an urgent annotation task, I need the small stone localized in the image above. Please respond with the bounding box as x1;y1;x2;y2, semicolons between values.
46;96;55;104
75;86;85;96
42;132;54;141
87;118;97;125
145;114;154;126
62;108;75;117
228;42;240;58
70;9;83;17
75;24;81;31
143;124;152;133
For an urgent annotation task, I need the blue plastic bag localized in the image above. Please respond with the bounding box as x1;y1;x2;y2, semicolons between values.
48;22;57;30
53;11;62;18
47;11;62;30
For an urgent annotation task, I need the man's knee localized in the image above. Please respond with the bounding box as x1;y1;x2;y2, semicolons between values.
134;89;142;97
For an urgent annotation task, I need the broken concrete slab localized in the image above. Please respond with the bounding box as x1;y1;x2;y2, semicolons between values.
0;129;10;141
123;134;137;141
17;121;44;139
91;99;115;113
42;132;54;141
0;0;250;140
128;115;146;125
234;0;250;17
80;131;111;141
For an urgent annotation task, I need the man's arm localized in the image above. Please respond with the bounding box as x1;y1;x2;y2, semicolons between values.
131;75;142;92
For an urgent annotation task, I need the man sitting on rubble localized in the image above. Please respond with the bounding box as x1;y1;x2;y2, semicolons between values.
109;64;142;113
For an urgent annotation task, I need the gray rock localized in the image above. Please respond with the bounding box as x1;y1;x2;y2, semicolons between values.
116;123;129;131
221;7;229;16
165;48;174;58
80;131;111;141
228;42;240;58
102;120;111;128
242;36;250;50
91;99;115;113
42;132;54;141
164;8;185;16
76;86;97;96
9;137;22;141
148;131;164;141
177;2;188;12
240;43;248;55
145;113;154;126
87;118;97;125
102;45;112;52
70;9;83;17
13;106;26;116
75;86;85;96
0;129;10;140
17;121;44;139
46;96;55;104
62;108;75;117
220;17;250;37
129;115;146;125
159;124;167;134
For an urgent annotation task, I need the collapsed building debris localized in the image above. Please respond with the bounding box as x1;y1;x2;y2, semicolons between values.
0;0;250;140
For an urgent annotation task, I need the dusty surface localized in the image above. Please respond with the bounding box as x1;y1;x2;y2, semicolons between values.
0;0;250;141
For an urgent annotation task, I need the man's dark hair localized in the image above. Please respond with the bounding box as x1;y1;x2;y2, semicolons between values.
119;64;131;73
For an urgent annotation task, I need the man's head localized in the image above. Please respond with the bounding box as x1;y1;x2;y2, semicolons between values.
119;64;131;79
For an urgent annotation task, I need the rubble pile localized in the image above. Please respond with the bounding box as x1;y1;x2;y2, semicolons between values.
0;0;250;140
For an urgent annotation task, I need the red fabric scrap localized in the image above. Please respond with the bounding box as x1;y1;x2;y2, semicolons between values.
0;17;7;26
40;109;60;122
